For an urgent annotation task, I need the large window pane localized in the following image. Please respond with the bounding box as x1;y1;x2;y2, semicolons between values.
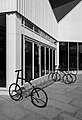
50;49;52;71
41;46;45;76
53;50;55;71
69;43;77;70
59;42;68;71
46;48;49;74
34;44;39;78
79;43;82;70
0;14;6;87
25;41;32;82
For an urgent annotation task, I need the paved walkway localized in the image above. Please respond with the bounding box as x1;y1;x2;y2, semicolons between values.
0;74;82;120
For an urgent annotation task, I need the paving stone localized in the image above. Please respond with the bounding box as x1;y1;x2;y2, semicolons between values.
0;100;30;120
33;105;62;120
19;99;62;120
64;91;80;99
75;110;82;120
0;113;13;120
46;82;66;92
56;113;79;120
48;99;79;115
46;91;72;103
75;95;82;102
21;113;48;120
69;99;82;109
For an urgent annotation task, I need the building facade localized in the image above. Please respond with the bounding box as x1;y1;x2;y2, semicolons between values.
0;0;57;94
57;0;82;73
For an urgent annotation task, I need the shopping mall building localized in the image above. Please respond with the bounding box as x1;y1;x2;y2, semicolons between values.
0;0;82;94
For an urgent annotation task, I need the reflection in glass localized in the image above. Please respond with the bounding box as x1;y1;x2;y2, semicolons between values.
69;43;77;70
41;46;45;76
25;41;32;82
46;48;49;74
0;14;6;87
50;49;52;71
53;50;55;71
79;43;82;70
34;44;39;78
59;42;68;71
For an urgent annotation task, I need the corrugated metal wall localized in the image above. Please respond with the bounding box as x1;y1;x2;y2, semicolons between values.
17;0;58;39
0;0;58;39
0;0;17;12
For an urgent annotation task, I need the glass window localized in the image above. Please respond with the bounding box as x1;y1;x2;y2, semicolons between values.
69;43;77;70
50;49;52;71
79;43;82;70
59;42;68;71
34;44;39;78
25;19;33;30
46;48;49;74
0;14;6;87
25;41;32;82
53;50;55;71
41;46;45;76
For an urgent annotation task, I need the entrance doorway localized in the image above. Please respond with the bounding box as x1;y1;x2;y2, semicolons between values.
0;14;6;87
25;40;32;82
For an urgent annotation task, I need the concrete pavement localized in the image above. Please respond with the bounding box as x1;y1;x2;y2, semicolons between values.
0;74;82;120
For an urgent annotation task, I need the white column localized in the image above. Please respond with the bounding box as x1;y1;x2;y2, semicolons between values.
6;13;16;88
68;42;69;71
49;48;50;73
52;50;53;72
39;46;41;77
57;42;59;68
32;42;34;79
77;43;79;71
45;47;46;75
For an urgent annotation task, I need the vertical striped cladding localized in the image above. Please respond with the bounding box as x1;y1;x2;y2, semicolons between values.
0;0;58;39
0;0;17;12
17;0;58;39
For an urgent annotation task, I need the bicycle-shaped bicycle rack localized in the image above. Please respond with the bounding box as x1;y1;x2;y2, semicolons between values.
48;65;78;84
9;69;48;108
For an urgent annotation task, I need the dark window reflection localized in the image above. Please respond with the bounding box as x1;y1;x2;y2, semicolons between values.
50;49;52;71
46;48;49;74
0;14;6;87
59;42;68;71
25;41;32;82
69;43;77;70
41;46;45;76
53;50;55;71
79;43;82;70
34;44;39;78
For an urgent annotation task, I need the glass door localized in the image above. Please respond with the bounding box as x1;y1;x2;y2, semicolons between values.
0;14;6;87
25;41;32;82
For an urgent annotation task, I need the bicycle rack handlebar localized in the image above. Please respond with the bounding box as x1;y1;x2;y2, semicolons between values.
15;69;22;72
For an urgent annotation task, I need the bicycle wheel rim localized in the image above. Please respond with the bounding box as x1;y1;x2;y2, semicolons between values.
9;83;22;101
48;72;53;80
31;87;48;108
52;72;57;82
70;73;77;83
56;72;61;82
62;74;73;84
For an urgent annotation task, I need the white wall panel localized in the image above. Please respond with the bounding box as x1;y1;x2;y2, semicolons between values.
58;1;82;42
0;0;17;12
17;0;58;39
0;0;58;39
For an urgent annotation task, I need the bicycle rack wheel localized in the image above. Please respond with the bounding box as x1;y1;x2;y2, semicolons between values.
31;87;48;108
56;72;61;82
52;72;57;82
62;74;73;84
9;83;22;101
48;72;53;80
70;73;77;83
